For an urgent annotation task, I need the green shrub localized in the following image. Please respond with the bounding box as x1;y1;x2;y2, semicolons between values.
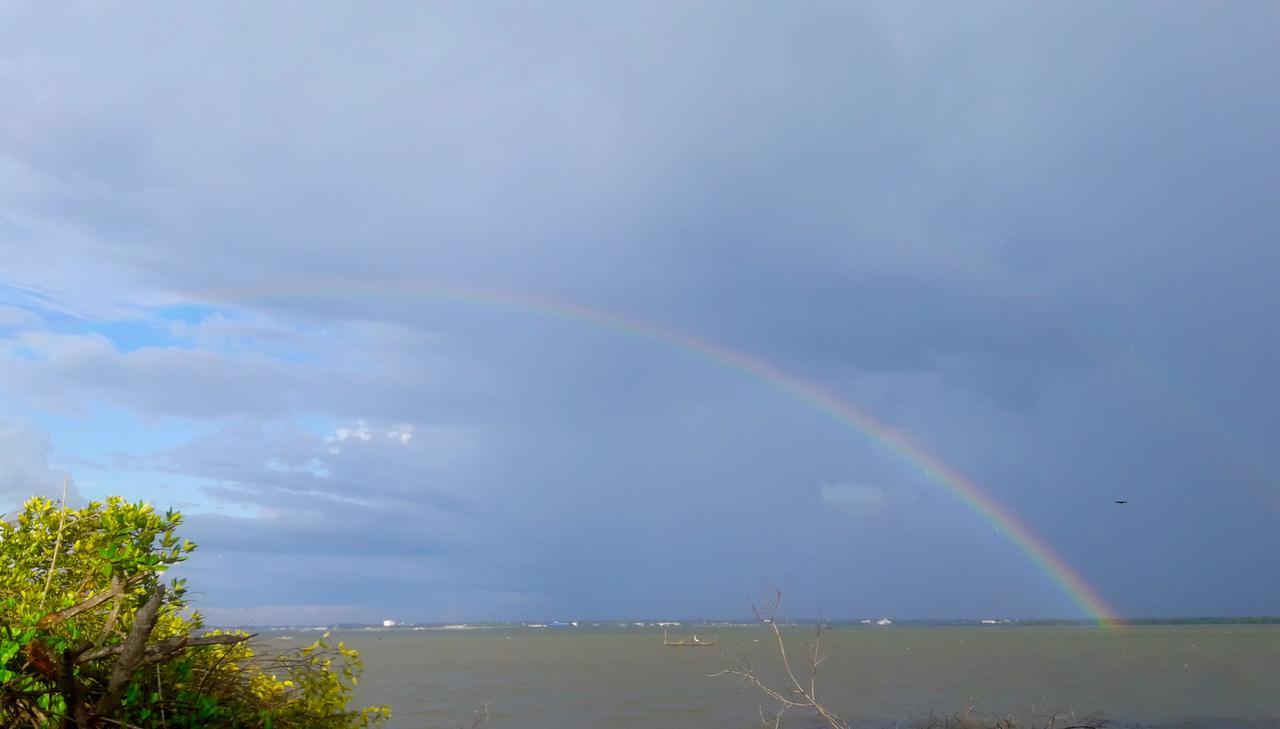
0;495;389;728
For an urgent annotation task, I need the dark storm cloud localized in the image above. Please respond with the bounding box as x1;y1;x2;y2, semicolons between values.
1;2;1278;621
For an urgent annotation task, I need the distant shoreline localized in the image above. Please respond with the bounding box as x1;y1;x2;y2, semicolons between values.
214;616;1280;631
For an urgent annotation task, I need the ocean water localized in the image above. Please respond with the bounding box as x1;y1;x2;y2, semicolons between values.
287;625;1279;728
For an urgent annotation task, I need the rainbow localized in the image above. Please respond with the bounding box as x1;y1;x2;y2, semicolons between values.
213;280;1123;624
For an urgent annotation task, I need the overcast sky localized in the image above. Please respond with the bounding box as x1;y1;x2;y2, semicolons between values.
2;2;1278;625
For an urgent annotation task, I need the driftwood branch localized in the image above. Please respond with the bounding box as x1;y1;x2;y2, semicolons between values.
78;633;252;666
96;587;165;718
38;583;249;729
37;574;142;629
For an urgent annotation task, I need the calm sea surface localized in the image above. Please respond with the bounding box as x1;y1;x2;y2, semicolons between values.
287;625;1279;728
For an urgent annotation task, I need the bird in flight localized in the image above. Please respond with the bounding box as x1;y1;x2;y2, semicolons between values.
1114;500;1128;505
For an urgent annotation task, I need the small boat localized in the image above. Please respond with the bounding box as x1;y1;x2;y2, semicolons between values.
663;628;716;647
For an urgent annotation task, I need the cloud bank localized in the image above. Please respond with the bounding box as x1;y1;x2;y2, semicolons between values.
1;2;1278;622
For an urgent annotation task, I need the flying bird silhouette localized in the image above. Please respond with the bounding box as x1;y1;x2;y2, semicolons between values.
1114;500;1128;505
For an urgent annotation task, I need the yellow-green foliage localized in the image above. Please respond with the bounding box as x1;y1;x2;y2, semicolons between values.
0;496;389;728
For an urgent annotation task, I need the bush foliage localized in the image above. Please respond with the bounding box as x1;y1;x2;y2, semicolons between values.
0;495;389;728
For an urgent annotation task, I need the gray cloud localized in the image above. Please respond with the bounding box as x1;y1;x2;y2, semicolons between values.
1;2;1278;621
0;304;40;328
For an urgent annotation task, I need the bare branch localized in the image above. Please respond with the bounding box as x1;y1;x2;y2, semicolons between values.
712;588;848;729
38;476;71;612
101;575;123;637
78;633;252;666
37;575;142;630
97;587;165;718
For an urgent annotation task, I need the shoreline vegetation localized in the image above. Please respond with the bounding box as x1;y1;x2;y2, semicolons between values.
1;495;390;728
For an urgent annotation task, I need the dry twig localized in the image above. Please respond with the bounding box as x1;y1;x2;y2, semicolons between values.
38;476;71;611
709;587;848;729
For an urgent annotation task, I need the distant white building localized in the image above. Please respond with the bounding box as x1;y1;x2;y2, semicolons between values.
875;618;893;626
382;619;396;628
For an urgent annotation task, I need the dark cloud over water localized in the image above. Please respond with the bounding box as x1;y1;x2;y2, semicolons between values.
1;2;1278;622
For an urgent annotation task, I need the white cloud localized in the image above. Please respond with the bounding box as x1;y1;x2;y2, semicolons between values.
325;422;414;453
331;423;373;444
820;481;887;519
135;418;481;510
0;420;80;508
385;424;413;445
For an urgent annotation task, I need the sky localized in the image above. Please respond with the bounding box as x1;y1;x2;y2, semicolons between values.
1;2;1278;625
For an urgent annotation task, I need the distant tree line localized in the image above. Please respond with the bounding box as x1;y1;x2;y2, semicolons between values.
1015;616;1280;626
753;617;1280;627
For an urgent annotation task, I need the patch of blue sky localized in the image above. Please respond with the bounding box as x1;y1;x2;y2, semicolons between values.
265;457;332;479
89;305;233;352
71;470;238;515
0;293;48;331
164;305;329;364
292;414;339;438
22;302;225;353
0;278;57;310
151;304;220;325
33;406;255;516
18;299;328;365
79;318;179;352
6;343;42;360
34;403;216;467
